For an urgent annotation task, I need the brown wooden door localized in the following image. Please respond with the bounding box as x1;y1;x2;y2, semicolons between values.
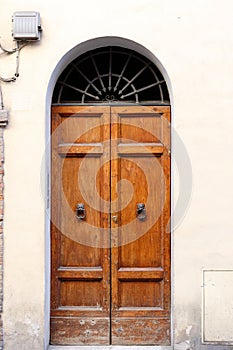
50;105;171;346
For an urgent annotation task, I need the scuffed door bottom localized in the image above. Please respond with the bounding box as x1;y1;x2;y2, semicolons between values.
49;346;172;350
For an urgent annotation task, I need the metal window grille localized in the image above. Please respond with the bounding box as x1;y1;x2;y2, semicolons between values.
52;47;170;105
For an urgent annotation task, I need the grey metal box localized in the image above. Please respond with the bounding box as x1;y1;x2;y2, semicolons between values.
12;11;41;41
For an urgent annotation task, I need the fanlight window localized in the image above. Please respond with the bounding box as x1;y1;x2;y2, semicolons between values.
52;46;170;105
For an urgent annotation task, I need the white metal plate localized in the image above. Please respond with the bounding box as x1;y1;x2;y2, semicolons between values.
202;269;233;343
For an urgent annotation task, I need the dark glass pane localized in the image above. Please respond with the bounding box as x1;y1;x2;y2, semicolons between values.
52;46;170;104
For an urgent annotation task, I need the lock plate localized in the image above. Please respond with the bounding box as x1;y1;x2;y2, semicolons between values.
112;215;118;223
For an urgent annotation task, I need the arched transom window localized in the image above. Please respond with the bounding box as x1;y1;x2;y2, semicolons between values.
52;46;170;105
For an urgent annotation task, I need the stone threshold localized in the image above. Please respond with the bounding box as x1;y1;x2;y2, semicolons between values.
49;346;172;350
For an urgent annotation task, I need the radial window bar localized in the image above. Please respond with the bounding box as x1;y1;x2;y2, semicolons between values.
52;47;170;105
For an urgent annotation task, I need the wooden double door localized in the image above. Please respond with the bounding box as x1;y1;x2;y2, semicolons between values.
50;105;171;345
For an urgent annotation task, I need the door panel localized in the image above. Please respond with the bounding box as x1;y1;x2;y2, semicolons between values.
110;106;171;345
50;106;111;345
50;105;171;346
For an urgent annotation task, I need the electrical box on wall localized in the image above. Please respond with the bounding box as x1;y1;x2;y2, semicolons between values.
12;11;42;41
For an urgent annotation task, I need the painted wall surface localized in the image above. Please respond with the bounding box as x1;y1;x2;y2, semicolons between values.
0;0;233;349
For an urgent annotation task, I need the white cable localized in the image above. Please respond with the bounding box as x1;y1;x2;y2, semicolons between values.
0;84;4;109
0;76;16;83
0;40;29;82
0;40;17;54
0;39;32;114
15;41;20;77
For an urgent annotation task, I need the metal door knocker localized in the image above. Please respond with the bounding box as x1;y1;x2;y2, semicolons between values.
136;203;146;221
76;203;86;220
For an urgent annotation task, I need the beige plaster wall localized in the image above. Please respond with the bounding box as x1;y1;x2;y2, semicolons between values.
0;0;233;349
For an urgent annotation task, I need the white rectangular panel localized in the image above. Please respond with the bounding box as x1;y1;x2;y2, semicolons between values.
203;270;233;343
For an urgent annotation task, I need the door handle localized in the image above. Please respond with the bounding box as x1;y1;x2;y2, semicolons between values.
137;203;146;221
76;203;86;220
